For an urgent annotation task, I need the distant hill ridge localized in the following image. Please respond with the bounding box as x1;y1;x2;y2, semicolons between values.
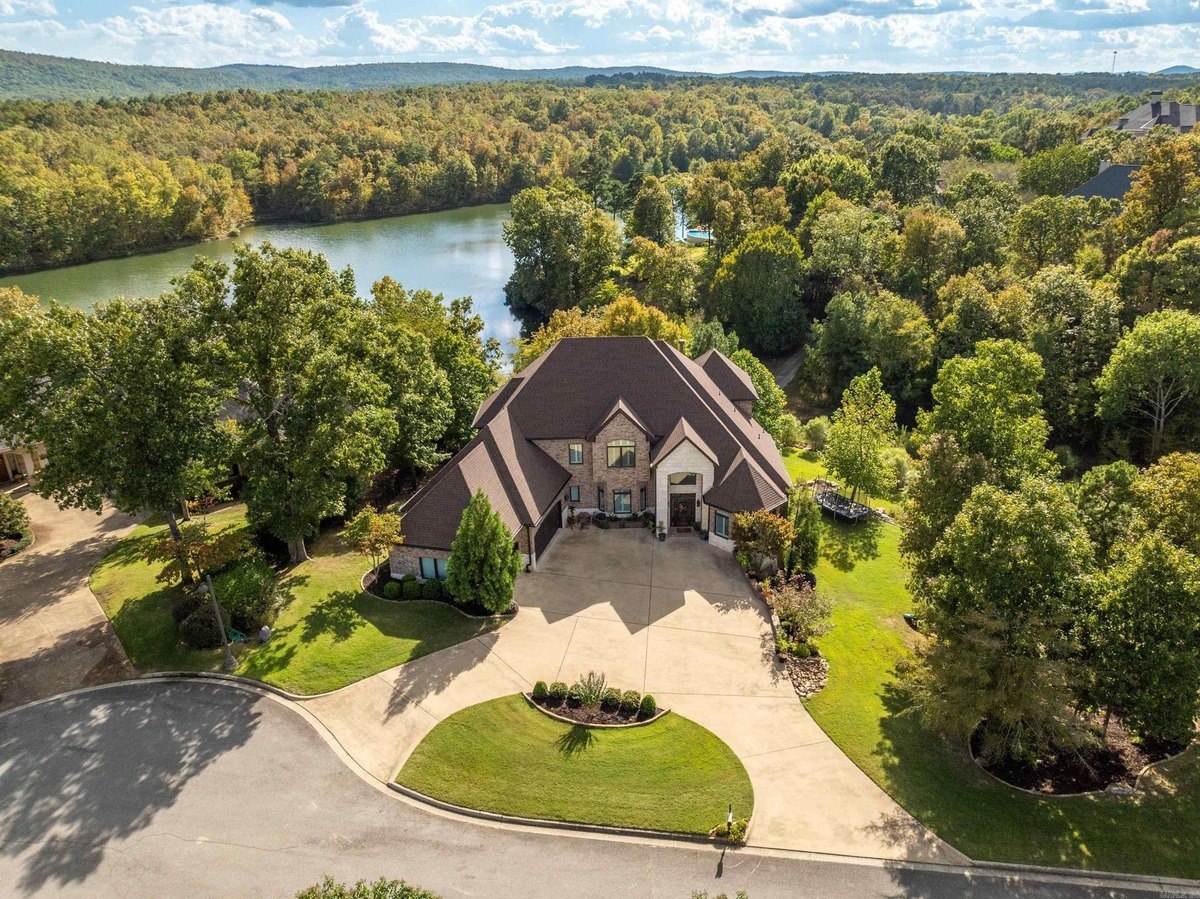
1;49;1198;102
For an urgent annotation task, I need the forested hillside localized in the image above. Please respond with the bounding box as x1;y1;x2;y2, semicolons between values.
3;74;1200;274
0;50;684;101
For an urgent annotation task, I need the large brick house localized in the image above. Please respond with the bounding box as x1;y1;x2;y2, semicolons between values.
390;337;791;580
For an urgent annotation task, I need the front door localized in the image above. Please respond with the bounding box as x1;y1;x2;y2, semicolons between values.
670;495;696;529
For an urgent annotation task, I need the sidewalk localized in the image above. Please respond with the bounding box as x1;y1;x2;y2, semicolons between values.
0;486;138;711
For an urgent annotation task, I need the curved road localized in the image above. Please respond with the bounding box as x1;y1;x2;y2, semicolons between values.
0;681;1188;899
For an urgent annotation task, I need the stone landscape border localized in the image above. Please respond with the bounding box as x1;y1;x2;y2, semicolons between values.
966;731;1193;799
522;691;669;728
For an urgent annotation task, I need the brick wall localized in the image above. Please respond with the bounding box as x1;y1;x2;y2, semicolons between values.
534;411;654;514
389;530;531;580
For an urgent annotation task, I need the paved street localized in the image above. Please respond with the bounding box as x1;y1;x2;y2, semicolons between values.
0;487;138;712
0;680;1188;899
303;527;959;861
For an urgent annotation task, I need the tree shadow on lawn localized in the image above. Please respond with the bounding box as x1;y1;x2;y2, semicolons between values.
874;677;1200;878
0;682;261;895
556;724;596;758
821;517;883;572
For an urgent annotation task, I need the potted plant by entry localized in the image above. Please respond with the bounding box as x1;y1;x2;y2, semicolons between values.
656;521;666;542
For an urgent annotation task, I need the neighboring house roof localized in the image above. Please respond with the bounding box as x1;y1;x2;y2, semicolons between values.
651;416;717;466
401;337;791;549
1093;96;1197;135
400;406;569;551
695;348;758;404
1066;164;1140;201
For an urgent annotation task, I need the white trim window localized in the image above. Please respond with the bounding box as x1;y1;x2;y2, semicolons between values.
420;557;449;580
713;511;731;540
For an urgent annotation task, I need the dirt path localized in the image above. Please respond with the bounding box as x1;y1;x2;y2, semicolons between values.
0;485;139;712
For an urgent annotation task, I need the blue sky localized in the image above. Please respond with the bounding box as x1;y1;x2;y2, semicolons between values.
2;0;1198;73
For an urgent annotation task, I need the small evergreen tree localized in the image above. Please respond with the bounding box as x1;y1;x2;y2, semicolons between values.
782;491;823;575
445;489;522;613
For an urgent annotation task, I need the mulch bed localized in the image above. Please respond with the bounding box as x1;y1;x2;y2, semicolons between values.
363;566;515;618
781;653;828;699
532;696;653;726
972;717;1185;794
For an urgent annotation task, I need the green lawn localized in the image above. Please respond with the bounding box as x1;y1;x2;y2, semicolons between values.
398;695;754;835
806;516;1200;878
783;450;901;516
91;504;499;695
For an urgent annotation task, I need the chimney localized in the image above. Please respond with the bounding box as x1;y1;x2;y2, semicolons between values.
1099;160;1111;173
1150;89;1163;107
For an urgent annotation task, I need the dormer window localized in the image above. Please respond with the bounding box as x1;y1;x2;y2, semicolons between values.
607;439;635;468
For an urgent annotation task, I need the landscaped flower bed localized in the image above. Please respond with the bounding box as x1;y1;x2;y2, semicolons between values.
0;491;33;560
970;716;1189;796
529;672;661;725
365;565;517;619
756;570;832;698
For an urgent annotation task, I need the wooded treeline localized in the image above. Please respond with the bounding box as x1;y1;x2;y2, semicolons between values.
3;74;1198;273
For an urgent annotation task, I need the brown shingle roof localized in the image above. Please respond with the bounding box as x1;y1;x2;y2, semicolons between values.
704;449;788;513
400;407;568;551
402;336;791;549
695;349;758;404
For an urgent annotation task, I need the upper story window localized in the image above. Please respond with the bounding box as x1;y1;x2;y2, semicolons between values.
607;439;636;468
568;443;584;465
669;472;697;486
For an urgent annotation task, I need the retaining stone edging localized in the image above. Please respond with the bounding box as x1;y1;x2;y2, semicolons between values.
521;691;669;728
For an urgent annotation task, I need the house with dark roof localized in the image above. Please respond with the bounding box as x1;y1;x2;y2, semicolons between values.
390;337;791;580
1066;162;1140;201
1088;91;1197;136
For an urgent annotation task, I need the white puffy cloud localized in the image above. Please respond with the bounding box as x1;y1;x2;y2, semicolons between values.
1;0;1199;72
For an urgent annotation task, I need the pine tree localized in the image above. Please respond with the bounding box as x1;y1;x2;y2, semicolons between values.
445;489;522;613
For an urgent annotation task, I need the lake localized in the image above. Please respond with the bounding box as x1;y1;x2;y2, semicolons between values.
0;203;522;346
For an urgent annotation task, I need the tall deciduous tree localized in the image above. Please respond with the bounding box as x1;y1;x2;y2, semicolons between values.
1135;452;1200;557
626;175;676;245
910;479;1094;765
711;226;807;356
1070;460;1142;569
1096;310;1200;458
0;276;230;553
445;489;522;614
873;134;938;206
1088;533;1200;745
824;368;897;504
503;183;619;318
220;243;397;563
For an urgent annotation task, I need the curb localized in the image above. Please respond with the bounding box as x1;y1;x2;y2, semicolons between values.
137;669;338;702
971;858;1200;894
387;781;722;846
522;691;669;728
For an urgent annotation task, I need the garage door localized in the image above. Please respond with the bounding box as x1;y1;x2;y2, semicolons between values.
534;501;561;561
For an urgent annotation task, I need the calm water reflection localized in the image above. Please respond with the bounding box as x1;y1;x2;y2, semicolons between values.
0;203;521;345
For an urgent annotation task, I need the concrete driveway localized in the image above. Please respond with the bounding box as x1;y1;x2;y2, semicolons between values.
0;486;138;712
302;528;965;864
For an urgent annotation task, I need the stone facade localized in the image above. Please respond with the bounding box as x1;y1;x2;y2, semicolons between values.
654;440;716;537
534;410;654;516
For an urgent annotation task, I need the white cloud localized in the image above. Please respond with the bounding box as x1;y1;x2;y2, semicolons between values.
0;0;55;15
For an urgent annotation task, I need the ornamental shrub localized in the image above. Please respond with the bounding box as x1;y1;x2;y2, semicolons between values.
567;683;584;707
531;680;548;701
383;580;402;600
548;681;568;702
573;670;607;707
212;555;279;631
601;687;621;711
0;491;32;557
420;579;443;602
179;603;226;650
619;690;641;716
402;579;421;601
638;694;657;718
